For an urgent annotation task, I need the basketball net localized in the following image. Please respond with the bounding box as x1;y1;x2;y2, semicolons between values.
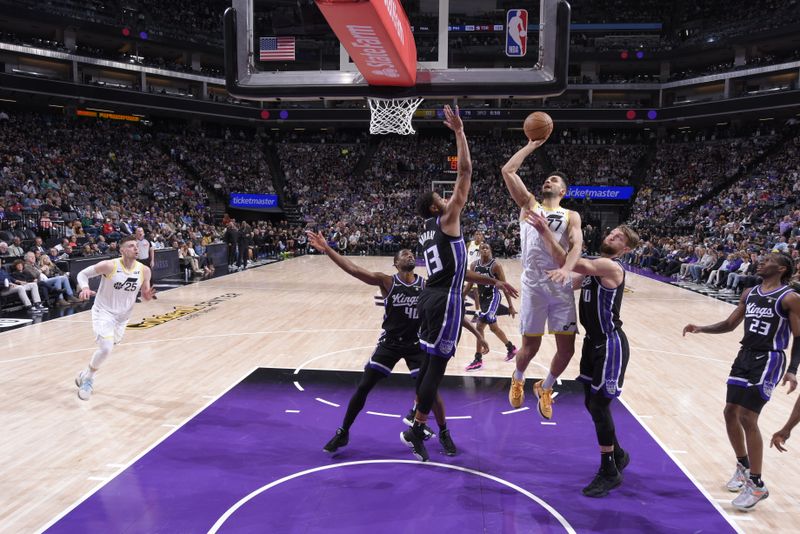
367;97;424;135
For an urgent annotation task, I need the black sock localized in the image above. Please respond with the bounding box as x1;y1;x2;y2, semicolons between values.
600;452;617;475
505;341;514;349
473;352;482;360
749;473;763;487
613;437;623;459
737;456;750;469
438;422;447;432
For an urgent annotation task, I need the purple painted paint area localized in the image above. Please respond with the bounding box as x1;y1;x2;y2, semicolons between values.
46;369;736;533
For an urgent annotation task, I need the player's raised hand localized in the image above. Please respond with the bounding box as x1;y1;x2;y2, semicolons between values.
682;324;701;336
442;105;463;132
546;268;572;285
524;210;549;233
781;372;798;394
770;428;791;452
78;287;96;301
527;139;547;151
305;231;329;253
497;280;519;299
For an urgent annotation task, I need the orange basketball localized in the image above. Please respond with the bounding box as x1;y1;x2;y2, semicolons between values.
523;112;554;142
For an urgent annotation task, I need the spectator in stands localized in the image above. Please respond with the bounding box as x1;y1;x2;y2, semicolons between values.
773;236;789;253
189;239;214;276
705;252;736;287
0;259;46;313
72;220;85;238
8;237;24;258
25;251;77;306
30;237;46;255
10;259;48;311
722;253;757;294
678;247;703;279
96;235;109;254
0;242;10;259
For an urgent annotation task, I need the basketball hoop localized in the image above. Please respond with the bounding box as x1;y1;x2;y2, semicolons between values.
367;97;424;135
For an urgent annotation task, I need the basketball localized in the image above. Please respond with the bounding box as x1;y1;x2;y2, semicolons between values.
523;112;554;142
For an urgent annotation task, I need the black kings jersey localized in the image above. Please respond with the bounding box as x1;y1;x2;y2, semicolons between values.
579;260;625;340
418;216;467;291
380;274;425;347
740;285;793;351
473;258;499;303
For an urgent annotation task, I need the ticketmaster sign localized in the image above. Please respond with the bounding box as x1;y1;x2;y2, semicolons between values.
565;186;634;200
229;193;280;209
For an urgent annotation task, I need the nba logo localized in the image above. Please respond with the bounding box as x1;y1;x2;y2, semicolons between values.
506;9;528;57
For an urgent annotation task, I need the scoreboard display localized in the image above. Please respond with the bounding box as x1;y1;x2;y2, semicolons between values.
446;155;458;173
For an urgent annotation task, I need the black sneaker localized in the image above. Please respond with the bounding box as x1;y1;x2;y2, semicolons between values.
402;409;415;426
323;428;349;453
582;470;622;498
400;428;429;461
465;358;483;371
439;429;457;456
401;410;435;440
615;450;630;473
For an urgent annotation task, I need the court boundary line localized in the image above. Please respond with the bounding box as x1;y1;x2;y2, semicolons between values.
619;397;744;534
206;459;577;534
34;365;260;534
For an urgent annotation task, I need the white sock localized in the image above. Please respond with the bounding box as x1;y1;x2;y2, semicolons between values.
542;372;556;389
84;367;97;379
513;370;525;381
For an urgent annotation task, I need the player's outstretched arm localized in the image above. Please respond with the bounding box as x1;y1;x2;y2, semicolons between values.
441;105;472;234
526;211;566;263
778;292;800;393
559;211;584;274
682;289;751;336
76;259;115;300
141;266;156;301
501;140;544;209
462;261;477;299
465;270;519;299
771;394;800;453
461;316;489;354
306;231;392;293
492;262;517;317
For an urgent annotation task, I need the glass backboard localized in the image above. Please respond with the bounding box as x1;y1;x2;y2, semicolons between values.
225;0;570;100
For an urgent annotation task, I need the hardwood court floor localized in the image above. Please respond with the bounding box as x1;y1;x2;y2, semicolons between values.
1;255;798;533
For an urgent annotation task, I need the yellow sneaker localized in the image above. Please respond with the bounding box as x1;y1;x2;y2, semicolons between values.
533;380;553;420
508;375;525;408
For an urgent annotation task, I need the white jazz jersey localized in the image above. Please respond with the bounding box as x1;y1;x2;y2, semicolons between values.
467;240;482;264
520;201;571;286
94;258;144;322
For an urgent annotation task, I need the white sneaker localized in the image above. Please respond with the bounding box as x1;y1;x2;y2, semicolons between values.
76;371;94;401
726;462;749;492
732;479;769;511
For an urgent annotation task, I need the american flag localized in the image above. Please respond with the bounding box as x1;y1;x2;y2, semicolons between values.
259;36;295;61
